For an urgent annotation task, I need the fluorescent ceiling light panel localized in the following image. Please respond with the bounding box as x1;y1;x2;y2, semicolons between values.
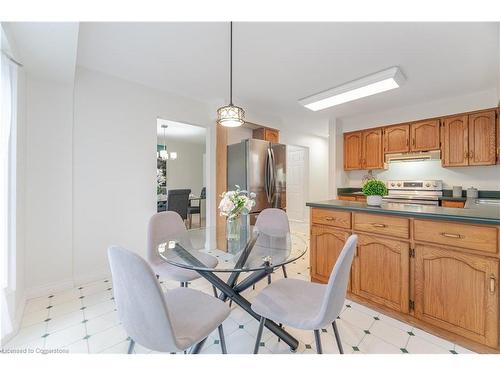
299;67;405;111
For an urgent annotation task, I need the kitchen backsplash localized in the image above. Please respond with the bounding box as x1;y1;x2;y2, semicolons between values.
343;160;500;190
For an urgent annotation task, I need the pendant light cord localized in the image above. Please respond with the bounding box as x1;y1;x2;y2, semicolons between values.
229;21;233;106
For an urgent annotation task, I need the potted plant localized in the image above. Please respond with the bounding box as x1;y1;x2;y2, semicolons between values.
218;185;256;240
362;179;388;206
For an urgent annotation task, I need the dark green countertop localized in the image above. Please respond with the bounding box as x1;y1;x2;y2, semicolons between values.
306;199;500;225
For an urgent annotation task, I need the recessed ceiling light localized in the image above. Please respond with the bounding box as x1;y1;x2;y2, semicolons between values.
299;67;405;111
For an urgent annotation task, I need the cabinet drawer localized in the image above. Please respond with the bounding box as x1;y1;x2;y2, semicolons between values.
311;208;351;229
414;220;498;254
441;200;465;208
353;213;409;239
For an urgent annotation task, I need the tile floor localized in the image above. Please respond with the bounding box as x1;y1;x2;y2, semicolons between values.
2;223;476;354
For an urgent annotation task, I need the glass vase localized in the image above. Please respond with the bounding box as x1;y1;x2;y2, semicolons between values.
226;216;241;241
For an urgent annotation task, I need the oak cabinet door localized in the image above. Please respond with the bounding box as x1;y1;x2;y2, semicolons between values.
384;124;410;154
468;110;496;166
344;132;363;170
414;245;498;347
410;119;440;151
265;129;280;144
442;115;469;167
352;234;410;313
362;129;383;169
497;110;500;164
310;225;350;285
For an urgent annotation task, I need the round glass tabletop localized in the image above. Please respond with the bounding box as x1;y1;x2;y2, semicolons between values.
157;226;308;272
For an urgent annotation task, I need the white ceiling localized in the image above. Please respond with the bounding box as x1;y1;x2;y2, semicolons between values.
3;22;79;84
157;118;206;144
7;22;500;137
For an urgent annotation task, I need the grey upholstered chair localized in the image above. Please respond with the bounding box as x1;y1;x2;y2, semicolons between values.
254;208;290;283
147;211;218;288
166;189;191;221
251;234;358;354
107;246;230;354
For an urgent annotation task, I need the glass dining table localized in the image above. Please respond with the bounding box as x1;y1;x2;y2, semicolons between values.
157;224;308;353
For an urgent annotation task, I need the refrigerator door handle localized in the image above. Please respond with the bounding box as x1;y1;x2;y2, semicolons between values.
270;148;277;207
265;148;272;204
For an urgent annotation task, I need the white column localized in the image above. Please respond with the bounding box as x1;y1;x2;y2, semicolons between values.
328;117;337;199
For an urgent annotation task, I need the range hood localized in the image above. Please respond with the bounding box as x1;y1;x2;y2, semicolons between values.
385;150;441;164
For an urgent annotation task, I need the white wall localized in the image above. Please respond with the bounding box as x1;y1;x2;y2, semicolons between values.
24;76;74;294
163;139;205;195
227;126;252;145
335;89;500;190
72;67;213;284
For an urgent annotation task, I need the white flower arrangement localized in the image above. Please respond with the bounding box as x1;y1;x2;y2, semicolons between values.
218;185;256;220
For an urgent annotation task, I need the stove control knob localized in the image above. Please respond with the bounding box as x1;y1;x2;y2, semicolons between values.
391;183;395;187
425;182;431;187
396;183;401;187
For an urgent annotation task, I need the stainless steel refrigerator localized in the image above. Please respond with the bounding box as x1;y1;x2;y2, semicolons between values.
227;139;286;224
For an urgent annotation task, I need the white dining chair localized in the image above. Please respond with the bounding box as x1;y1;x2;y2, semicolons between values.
147;211;218;289
108;246;230;354
254;208;290;283
251;234;358;354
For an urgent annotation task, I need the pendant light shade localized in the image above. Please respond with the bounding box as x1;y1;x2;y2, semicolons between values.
217;22;245;127
217;104;245;127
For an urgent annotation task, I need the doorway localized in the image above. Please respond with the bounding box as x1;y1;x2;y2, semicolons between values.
286;145;309;222
156;118;207;228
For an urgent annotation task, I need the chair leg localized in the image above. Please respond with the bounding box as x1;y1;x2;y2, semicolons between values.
314;330;323;354
212;286;218;297
127;339;135;354
217;324;227;354
282;265;288;278
253;317;266;354
267;273;272;285
332;320;344;354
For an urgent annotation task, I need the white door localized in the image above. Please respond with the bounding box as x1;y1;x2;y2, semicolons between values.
286;145;308;222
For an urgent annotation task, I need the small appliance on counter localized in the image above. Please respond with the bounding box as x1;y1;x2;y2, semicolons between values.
466;187;479;199
452;186;463;198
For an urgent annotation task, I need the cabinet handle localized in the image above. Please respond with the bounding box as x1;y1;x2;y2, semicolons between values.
371;223;387;228
490;275;496;294
412;138;416;146
406;138;409;146
325;217;335;221
440;232;462;239
469;150;474;159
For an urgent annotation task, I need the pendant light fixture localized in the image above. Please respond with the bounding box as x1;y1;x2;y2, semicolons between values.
217;22;245;127
158;125;169;160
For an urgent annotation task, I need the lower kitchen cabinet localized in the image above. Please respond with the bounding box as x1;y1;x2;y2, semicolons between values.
414;244;499;347
352;234;410;313
310;225;350;285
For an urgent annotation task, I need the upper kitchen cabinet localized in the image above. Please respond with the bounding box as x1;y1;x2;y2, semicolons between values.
253;127;280;143
442;110;497;167
362;129;384;169
344;129;383;170
344;131;363;170
441;115;469;167
468;110;497;166
383;124;409;153
410;119;440;151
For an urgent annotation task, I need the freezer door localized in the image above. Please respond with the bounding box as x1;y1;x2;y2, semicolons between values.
227;142;247;191
247;139;271;213
271;143;287;209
